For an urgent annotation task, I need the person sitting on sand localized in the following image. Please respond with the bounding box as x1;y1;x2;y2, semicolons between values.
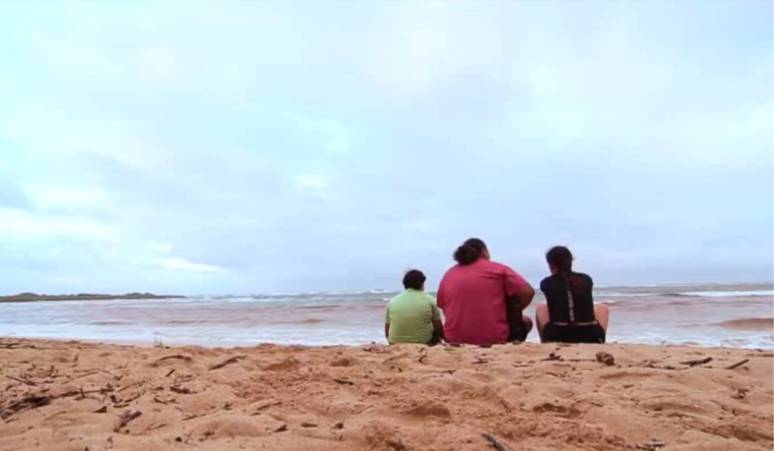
536;246;610;343
437;238;535;346
385;269;444;345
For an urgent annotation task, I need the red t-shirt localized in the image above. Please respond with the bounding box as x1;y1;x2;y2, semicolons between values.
437;258;531;346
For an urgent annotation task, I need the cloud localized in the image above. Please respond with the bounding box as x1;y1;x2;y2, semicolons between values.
292;174;329;191
0;180;30;209
292;116;354;156
0;1;771;293
153;257;226;274
0;209;116;242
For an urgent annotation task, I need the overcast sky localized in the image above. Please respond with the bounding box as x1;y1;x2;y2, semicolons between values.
0;1;772;294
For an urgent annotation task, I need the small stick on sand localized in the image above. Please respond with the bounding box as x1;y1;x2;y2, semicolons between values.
165;369;175;377
636;439;666;450
482;433;510;451
209;355;246;370
117;381;143;393
5;375;36;386
725;359;749;370
252;399;281;412
114;410;142;432
334;378;355;385
170;385;194;394
680;357;712;367
117;391;142;405
152;355;192;366
0;341;22;349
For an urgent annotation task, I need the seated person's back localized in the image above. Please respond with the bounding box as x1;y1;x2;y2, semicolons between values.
385;269;443;345
537;246;609;343
438;238;534;346
541;272;596;324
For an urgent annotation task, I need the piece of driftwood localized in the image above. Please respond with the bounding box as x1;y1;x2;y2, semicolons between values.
725;359;749;370
0;342;23;349
0;394;50;419
0;342;43;350
680;357;712;367
333;378;355;386
209;355;246;370
0;384;115;420
482;432;510;451
152;355;192;366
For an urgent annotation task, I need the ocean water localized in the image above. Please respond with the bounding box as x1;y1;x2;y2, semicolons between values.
0;284;771;349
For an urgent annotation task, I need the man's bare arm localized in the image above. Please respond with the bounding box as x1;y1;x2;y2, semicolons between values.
515;285;535;309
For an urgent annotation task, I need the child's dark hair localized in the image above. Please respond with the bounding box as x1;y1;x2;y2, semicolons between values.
454;238;487;265
402;269;426;290
546;246;573;273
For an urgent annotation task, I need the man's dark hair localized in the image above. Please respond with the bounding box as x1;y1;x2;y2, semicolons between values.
453;238;487;265
546;245;573;273
402;269;426;290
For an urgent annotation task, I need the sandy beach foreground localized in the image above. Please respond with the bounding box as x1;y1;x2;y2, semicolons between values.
0;339;771;451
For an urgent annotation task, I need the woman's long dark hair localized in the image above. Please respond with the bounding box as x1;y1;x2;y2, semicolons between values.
546;246;573;274
454;238;487;265
547;245;576;322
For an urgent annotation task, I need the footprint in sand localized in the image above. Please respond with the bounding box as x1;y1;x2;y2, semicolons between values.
330;357;357;367
532;402;582;418
263;357;300;371
403;402;451;419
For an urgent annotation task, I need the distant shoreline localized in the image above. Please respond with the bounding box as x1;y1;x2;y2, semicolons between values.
0;293;184;303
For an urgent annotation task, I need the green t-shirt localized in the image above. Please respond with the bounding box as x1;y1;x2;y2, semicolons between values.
385;289;441;344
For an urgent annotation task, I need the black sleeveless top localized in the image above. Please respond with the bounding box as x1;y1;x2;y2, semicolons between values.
540;272;596;323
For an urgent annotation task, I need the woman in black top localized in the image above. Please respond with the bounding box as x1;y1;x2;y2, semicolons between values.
536;246;610;343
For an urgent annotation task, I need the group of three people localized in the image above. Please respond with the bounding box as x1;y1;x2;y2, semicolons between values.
384;238;610;346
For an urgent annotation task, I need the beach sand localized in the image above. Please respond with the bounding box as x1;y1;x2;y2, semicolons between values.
0;339;771;450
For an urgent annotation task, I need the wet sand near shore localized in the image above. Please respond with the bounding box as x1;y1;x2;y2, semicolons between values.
0;338;771;450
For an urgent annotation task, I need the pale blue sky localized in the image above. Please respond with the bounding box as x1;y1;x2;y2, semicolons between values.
0;1;772;294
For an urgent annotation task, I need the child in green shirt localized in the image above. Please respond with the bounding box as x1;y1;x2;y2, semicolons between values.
385;269;444;345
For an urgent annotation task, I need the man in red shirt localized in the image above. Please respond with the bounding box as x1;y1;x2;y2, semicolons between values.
437;238;534;346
